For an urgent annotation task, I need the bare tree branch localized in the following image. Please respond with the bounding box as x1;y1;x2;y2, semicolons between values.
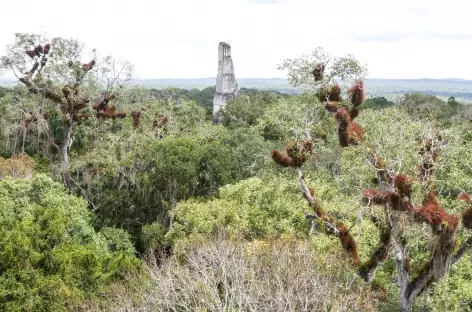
297;168;339;236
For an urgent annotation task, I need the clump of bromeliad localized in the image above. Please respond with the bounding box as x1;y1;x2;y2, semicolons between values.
270;73;472;310
271;138;314;168
313;63;366;147
19;42;127;126
359;135;472;310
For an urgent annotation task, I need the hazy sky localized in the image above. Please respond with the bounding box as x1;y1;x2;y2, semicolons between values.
1;0;471;79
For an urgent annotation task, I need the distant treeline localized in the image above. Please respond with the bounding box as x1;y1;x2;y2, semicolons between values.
0;86;10;98
1;84;469;121
265;88;472;100
150;86;289;116
397;90;472;100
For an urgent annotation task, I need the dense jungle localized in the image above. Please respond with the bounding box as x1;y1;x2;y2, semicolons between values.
0;33;471;312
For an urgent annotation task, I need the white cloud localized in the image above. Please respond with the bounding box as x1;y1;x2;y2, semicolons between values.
1;0;471;79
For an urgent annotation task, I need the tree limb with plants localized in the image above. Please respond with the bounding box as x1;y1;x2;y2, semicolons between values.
274;50;472;311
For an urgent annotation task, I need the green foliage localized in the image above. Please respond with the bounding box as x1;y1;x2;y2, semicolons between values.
217;90;287;127
77;131;246;243
2;34;472;311
426;256;472;311
447;96;461;110
362;96;395;110
277;47;368;92
255;94;330;142
197;140;237;195
167;177;309;251
140;222;166;252
337;105;472;201
150;86;288;119
86;135;207;233
0;86;10;98
99;227;137;254
0;174;139;311
331;106;431;194
183;86;215;116
399;92;456;121
217;127;272;179
64;98;274;239
434;124;472;194
141;136;206;199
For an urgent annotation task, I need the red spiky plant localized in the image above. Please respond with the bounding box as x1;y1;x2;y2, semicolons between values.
311;67;366;147
317;84;342;102
131;110;141;129
333;80;366;147
312;63;325;81
272;138;314;168
348;80;365;107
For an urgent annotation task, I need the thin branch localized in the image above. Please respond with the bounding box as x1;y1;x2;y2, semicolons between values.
297;168;339;236
9;64;21;80
19;75;63;103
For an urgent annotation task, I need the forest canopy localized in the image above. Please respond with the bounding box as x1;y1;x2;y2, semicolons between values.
0;33;471;312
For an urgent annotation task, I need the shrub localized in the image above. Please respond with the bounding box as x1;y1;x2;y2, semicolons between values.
167;177;310;251
0;154;35;180
140;222;166;252
0;174;139;311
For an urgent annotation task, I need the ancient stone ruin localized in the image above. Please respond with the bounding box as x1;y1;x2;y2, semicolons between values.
212;42;239;123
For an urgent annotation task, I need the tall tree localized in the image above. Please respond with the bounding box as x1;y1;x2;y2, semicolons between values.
274;50;472;311
0;33;133;189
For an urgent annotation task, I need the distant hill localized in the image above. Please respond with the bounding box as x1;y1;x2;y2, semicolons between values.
133;78;472;101
365;78;472;100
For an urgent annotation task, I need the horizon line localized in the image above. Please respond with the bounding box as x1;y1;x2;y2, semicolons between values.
133;77;472;81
